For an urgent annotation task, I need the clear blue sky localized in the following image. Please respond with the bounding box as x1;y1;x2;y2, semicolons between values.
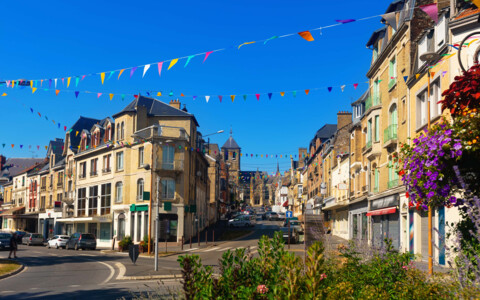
0;0;392;174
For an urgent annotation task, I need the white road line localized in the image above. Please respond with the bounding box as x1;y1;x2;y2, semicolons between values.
218;247;232;251
79;254;96;257
115;262;126;280
250;246;257;250
82;258;116;285
203;247;220;252
0;291;15;293
69;285;80;287
184;248;199;252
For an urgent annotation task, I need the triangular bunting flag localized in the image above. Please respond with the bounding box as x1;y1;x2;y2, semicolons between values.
180;93;185;97
168;59;178;70
101;72;105;84
109;94;114;100
32;87;37;94
431;71;436;78
419;3;438;24
75;77;80;87
353;83;359;89
67;77;71;88
75;91;79;98
280;92;285;97
130;67;137;78
264;36;278;44
121;94;125;101
107;71;115;80
143;64;150;77
442;71;447;77
416;74;420;79
231;95;235;102
30;108;33;113
336;19;356;24
97;93;102;98
256;94;260;101
193;96;197;101
298;31;314;41
292;91;297;97
54;78;57;88
381;12;397;31
218;95;223;102
118;69;125;79
238;41;256;49
204;51;213;63
243;95;247;101
55;90;60;96
403;76;408;83
305;89;310;95
11;144;14;148
268;93;272;100
205;96;210;103
184;56;194;67
157;92;162;96
157;62;163;77
327;87;332;92
341;85;346;92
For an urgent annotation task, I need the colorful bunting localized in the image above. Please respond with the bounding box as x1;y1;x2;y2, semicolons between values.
353;83;358;89
184;56;195;67
305;89;310;95
264;36;278;44
205;95;210;103
256;94;260;101
298;31;314;42
416;74;420;79
143;64;150;77
130;67;137;78
32;87;37;94
204;51;213;63
75;77;80;87
67;77;71;88
336;19;355;24
419;3;438;24
218;95;223;103
280;92;285;97
403;76;408;83
109;93;114;100
341;85;345;92
238;42;256;49
118;69;125;79
168;59;178;70
327;87;332;92
97;93;102;98
442;71;447;77
157;62;163;77
75;91;79;98
231;95;235;102
268;93;272;100
243;95;247;101
55;90;60;96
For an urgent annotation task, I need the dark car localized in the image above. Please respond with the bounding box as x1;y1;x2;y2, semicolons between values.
0;232;12;250
66;233;97;250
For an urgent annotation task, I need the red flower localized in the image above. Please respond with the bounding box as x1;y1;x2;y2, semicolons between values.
406;191;409;198
399;170;405;176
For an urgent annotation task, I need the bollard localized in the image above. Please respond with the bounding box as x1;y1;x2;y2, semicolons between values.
181;236;184;251
206;229;208;245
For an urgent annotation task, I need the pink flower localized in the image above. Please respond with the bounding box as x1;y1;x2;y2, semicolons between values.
257;284;268;294
320;273;327;280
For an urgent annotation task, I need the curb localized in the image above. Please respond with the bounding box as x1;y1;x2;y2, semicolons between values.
0;261;25;280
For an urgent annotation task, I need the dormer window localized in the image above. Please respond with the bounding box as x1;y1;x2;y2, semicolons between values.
80;135;87;151
106;125;111;141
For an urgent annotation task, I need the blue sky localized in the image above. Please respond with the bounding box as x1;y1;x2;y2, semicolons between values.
0;0;392;174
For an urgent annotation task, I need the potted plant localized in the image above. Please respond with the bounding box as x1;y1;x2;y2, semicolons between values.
118;236;132;252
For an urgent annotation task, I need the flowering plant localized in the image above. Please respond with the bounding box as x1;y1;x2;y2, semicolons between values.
399;120;462;210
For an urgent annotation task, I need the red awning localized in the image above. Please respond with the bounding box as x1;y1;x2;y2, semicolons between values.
282;201;289;207
366;207;396;216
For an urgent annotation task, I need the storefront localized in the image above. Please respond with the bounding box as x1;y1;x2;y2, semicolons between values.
349;199;368;241
57;216;113;248
368;194;400;249
39;205;63;239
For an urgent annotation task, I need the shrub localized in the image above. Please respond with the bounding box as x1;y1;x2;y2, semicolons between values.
118;236;133;250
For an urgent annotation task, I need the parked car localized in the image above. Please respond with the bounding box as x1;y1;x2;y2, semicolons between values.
15;231;27;243
47;235;71;249
278;227;298;244
66;233;97;250
287;220;303;234
22;233;45;246
266;211;279;221
261;212;267;220
229;215;253;228
283;217;299;227
248;214;257;225
277;212;286;221
0;232;12;250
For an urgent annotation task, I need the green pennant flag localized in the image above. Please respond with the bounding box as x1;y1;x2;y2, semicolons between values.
243;95;247;101
292;91;297;98
121;94;125;101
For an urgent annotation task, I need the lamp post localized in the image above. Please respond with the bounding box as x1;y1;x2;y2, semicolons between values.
203;130;224;152
420;52;442;276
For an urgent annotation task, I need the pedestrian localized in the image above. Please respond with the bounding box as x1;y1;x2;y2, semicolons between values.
8;232;18;259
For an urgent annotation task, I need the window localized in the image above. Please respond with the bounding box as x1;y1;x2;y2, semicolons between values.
49;195;53;207
373;46;378;62
57;192;62;202
418;35;427;67
106;125;111;141
22;176;25;186
390;104;398;126
401;98;406;122
389;56;397;88
90;158;98;176
416;81;441;129
138;147;144;167
431;81;442;119
416;90;427;128
373;79;380;105
79;162;87;178
374;116;380;142
161;179;175;199
374;168;379;191
50;174;53;187
77;188;86;216
115;182;123;203
116;152;124;171
40;196;46;210
100;183;111;215
57;172;63;186
88;186;98;216
121;122;125;140
435;14;446;51
103;154;111;172
116;124;120;140
137;179;144;200
162;145;174;169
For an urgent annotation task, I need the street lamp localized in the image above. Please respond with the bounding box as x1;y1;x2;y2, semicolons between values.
203;130;224;152
419;51;441;276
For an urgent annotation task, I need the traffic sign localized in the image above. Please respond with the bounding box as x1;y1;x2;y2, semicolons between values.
129;245;140;264
286;211;293;218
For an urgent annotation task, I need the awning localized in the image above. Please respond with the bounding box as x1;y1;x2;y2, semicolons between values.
57;216;112;223
0;206;25;217
366;207;396;216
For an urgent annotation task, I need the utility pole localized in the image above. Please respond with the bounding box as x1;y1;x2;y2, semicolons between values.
154;176;159;271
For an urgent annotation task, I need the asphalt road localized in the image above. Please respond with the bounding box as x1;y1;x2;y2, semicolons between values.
0;215;293;299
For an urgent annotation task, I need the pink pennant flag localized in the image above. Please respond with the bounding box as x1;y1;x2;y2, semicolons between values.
203;51;213;63
419;3;438;24
353;83;359;89
218;95;223;103
157;62;163;77
97;93;102;98
256;94;260;101
81;75;86;80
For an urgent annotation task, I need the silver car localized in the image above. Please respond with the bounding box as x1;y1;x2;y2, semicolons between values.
47;235;70;249
22;233;45;246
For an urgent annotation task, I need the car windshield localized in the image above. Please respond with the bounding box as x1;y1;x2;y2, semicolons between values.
0;233;11;239
81;234;95;239
289;221;301;226
271;212;278;215
60;236;70;239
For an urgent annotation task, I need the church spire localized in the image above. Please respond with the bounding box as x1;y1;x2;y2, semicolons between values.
276;160;280;175
230;126;233;137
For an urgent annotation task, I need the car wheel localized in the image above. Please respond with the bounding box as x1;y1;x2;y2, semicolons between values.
74;243;79;251
47;243;51;249
27;242;31;246
56;243;59;249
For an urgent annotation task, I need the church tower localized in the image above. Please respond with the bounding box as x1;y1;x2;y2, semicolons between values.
221;128;241;186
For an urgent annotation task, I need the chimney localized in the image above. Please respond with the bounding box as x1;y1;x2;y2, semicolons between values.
169;99;181;110
337;111;352;130
0;155;5;171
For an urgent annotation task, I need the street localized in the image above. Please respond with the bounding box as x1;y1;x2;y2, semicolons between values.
0;216;296;299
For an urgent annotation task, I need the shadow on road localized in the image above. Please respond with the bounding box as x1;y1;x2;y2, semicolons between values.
1;288;134;300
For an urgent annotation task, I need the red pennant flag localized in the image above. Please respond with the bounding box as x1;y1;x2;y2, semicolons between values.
256;94;260;101
64;126;67;131
11;144;14;148
305;89;310;95
37;145;40;150
298;31;314;41
38;112;41;117
218;95;223;102
353;83;359;89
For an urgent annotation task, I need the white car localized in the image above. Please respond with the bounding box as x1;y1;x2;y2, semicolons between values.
229;215;253;228
47;235;71;249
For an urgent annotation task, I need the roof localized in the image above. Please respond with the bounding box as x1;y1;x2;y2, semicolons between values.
112;96;199;126
0;158;45;181
209;143;220;155
221;136;240;149
454;7;480;20
68;116;101;151
48;139;65;164
366;26;387;47
352;89;370;105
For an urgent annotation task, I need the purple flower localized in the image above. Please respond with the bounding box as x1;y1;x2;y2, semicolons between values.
427;191;435;199
453;142;462;151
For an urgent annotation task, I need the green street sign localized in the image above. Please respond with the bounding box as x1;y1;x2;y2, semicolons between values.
130;204;136;212
143;191;150;200
164;202;172;211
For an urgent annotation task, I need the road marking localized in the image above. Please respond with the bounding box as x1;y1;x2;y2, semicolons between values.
115;262;126;280
184;248;198;252
82;258;116;285
69;285;80;287
218;247;232;251
203;247;220;252
30;287;40;290
0;291;15;293
80;254;96;257
249;246;257;250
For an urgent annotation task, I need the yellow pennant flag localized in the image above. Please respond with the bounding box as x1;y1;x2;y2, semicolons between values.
168;59;178;70
101;72;105;84
157;92;162;96
76;131;79;136
1;93;7;96
118;69;124;79
45;146;48;150
238;41;256;49
415;74;420;79
32;87;37;94
55;89;60;96
109;93;114;100
280;92;285;97
472;0;480;8
67;77;71;87
231;95;235;102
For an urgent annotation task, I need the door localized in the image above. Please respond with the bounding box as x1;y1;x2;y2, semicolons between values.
388;213;400;250
438;207;446;265
361;213;368;241
352;214;358;240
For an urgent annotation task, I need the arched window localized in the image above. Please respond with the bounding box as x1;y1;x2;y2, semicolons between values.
137;179;144;201
116;124;120;140
121;122;125;140
115;182;123;203
389;104;398;126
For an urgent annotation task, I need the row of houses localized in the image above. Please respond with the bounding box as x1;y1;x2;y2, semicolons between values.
280;0;480;266
0;96;234;248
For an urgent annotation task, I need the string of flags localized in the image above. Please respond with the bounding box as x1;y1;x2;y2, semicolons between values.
0;2;451;89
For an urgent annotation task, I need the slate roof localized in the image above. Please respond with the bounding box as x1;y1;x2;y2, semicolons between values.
309;124;337;152
221;136;240;149
112;96;199;126
0;158;45;182
68;116;101;152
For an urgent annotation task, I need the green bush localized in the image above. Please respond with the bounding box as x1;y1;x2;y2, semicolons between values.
118;235;133;250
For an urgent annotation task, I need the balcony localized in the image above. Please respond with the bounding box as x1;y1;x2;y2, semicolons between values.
373;186;379;193
57;182;63;188
388;79;396;90
365;96;372;111
365;93;381;112
102;168;111;174
362;140;372;154
66;168;74;177
156;160;184;175
388;179;399;189
79;173;86;179
90;171;98;177
383;124;398;148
